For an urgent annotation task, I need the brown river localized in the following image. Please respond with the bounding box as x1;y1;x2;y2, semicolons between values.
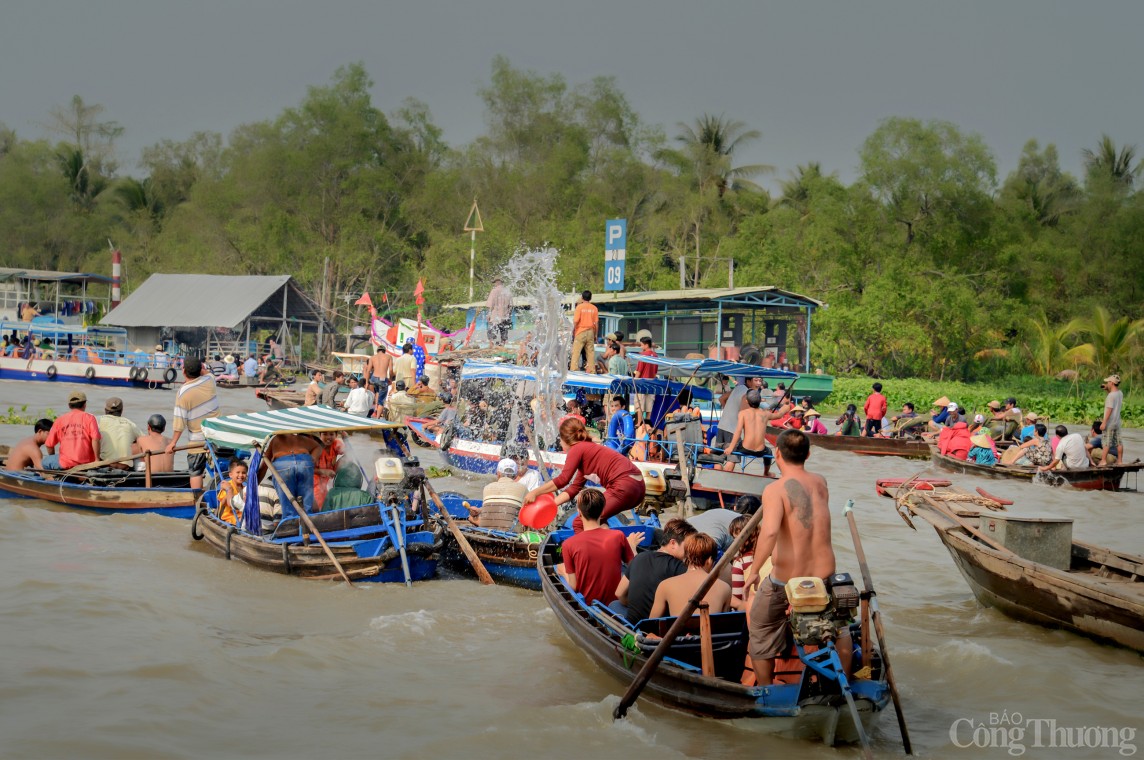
1;380;1141;759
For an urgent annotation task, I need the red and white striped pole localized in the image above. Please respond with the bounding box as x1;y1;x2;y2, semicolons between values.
109;242;122;308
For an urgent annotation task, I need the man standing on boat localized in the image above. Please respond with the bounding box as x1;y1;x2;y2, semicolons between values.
320;370;345;407
569;290;598;373
717;376;763;455
1101;374;1124;465
485;277;512;346
365;349;393;401
43;391;101;470
166;357;219;490
743;429;848;685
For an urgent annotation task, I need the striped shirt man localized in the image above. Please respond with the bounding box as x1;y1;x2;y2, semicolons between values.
172;373;219;448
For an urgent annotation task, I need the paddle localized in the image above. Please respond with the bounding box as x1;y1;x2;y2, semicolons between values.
421;481;495;586
61;443;199;475
260;451;355;587
843;500;912;755
613;498;766;720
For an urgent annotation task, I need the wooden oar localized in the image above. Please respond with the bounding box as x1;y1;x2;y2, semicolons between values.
843;500;912;755
260;452;355;587
422;481;495;586
62;443;199;475
613;497;766;720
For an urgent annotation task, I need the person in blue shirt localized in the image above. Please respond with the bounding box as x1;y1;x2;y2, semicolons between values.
605;396;635;454
968;433;997;466
1018;411;1040;442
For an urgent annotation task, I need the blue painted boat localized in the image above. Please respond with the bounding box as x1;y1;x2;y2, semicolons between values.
539;529;891;745
0;321;179;388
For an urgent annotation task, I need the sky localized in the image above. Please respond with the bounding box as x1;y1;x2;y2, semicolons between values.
3;0;1142;195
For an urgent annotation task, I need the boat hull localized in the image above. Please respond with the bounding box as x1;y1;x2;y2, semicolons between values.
930;449;1141;491
0;470;197;518
0;356;172;388
791;372;834;404
766;426;929;459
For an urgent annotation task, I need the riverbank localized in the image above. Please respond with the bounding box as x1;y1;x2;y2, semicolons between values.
818;375;1139;427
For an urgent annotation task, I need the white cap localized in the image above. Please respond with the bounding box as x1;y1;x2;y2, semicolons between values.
496;458;519;477
947;402;959;411
974;413;985;424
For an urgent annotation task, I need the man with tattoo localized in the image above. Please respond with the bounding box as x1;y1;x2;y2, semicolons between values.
743;428;851;684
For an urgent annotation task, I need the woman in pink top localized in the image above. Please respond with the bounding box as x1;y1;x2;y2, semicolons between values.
525;418;646;532
803;409;829;436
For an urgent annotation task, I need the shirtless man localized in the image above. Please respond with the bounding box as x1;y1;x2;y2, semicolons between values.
365;350;394;397
743;428;849;685
722;389;787;476
5;419;52;471
133;414;175;472
648;532;732;618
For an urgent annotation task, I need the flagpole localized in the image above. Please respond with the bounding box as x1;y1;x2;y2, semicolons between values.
469;229;475;300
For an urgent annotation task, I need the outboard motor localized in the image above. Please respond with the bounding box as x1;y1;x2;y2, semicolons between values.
786;573;860;647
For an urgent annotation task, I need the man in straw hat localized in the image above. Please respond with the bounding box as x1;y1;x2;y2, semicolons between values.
1100;374;1124;465
926;396;952;433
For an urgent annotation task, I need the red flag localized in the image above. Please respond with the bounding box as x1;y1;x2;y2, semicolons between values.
414;279;425;305
382;292;389;304
354;292;373;308
464;317;477;345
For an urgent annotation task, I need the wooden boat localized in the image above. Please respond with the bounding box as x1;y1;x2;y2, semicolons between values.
255;387;307;409
0;465;197;517
538;530;891;745
929;446;1142;491
882;483;1144;652
765;425;930;459
192;406;442;583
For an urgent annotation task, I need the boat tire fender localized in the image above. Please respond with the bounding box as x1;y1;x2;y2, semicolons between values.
164;368;177;384
137;367;149;382
191;504;206;541
282;543;292;575
46;364;58;379
224;525;236;560
85;366;96;380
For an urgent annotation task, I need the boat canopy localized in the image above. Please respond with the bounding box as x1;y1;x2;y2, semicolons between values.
631;355;798;380
202;406;403;450
459;360;712;399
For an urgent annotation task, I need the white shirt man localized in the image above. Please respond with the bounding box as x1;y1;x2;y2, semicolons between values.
344;377;373;417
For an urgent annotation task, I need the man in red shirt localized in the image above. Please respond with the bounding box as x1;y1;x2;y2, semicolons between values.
633;336;659;424
43;390;101;470
569;290;599;373
558;489;640;605
863;382;888;437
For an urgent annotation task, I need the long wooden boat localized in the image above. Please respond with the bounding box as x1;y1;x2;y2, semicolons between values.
255;387;307;409
538;530;890;745
765;425;929;459
0;464;197;517
883;484;1144;652
929;446;1142;491
193;406;442;583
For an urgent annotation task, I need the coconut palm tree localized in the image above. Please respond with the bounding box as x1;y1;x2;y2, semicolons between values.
778;162;825;214
1078;306;1144;380
1022;313;1094;377
1082;134;1141;190
672;113;773;197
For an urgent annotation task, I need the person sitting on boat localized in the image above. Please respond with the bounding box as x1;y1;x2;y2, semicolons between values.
466;458;530;530
887;402;925;436
304;369;325;406
385;380;418;424
1;336;14;357
1018;411;1040;442
802;409;829;435
322;465;374;511
409;374;436;402
834;404;862;437
1039;425;1090;472
525;417;647;533
925;397;952;432
613;518;696;622
728;512;762;611
42;390;101;470
968;433;998;466
1006;423;1053;467
649;532;731;618
937;419;971;460
312;430;345;510
1003;397;1022;422
205;354;225;377
19;333;36;359
133;414;174;472
984;400;1018;441
423;392;457;437
723;389;783;476
98;397;143;471
604;341;628;377
557;489;640;605
509;450;542;490
604;396;635;455
559;399;586;427
743;429;850;685
343;375;373;417
258;483;281;534
775;407;805;430
1085;421;1118;465
320;370;345;407
153;344;170;370
4;418;53;472
216;459;249;525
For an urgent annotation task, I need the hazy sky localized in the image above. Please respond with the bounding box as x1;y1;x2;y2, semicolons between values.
4;1;1141;193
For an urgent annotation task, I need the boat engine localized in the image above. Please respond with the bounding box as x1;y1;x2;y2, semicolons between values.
636;464;687;514
374;455;426;509
786;573;860;647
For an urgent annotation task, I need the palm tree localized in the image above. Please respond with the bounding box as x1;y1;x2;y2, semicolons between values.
1022;313;1094;377
56;147;108;212
1082;134;1141;190
672;113;773;197
1078;306;1144;379
778;162;824;213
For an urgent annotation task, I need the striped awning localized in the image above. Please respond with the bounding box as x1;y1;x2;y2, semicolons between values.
458;360;712;399
630;355;798;380
201;406;402;449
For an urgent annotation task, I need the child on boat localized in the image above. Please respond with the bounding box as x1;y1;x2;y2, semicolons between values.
216;459;248;525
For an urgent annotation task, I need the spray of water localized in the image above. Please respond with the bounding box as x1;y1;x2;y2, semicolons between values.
498;246;571;447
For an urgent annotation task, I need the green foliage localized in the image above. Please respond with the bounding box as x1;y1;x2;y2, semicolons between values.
1;405;36;424
824;376;1141;427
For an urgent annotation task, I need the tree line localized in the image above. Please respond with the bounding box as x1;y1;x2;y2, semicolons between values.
0;58;1140;383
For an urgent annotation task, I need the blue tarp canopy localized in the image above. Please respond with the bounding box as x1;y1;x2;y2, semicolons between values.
459;360;712;400
630;355;798;381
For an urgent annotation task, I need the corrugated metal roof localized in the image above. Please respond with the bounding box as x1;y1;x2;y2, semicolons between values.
0;267;114;284
444;286;822;310
102;274;317;328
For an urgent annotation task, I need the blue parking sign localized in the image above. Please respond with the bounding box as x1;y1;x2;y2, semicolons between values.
604;218;626;292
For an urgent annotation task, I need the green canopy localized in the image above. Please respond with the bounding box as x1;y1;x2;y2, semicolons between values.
201;405;402;450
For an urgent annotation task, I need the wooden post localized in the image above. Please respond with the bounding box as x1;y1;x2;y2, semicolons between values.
144;452;152;489
698;602;714;677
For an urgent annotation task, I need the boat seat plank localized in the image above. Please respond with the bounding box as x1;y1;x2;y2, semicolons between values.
273;524;389;545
